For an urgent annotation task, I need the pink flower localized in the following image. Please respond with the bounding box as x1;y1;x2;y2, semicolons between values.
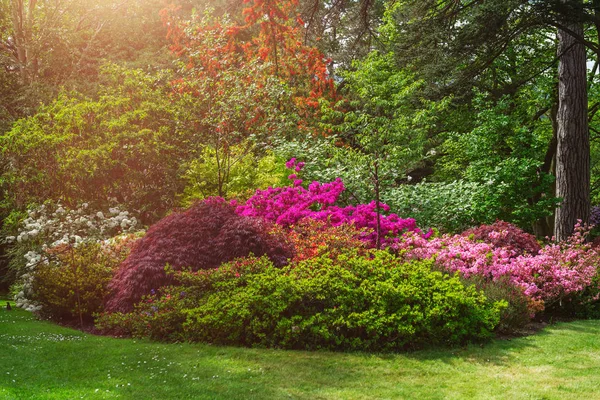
285;158;297;169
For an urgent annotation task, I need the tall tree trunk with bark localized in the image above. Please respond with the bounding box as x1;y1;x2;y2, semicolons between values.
554;0;590;241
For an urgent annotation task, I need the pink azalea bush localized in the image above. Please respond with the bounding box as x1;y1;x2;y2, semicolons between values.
462;220;541;256
396;221;599;309
236;158;429;247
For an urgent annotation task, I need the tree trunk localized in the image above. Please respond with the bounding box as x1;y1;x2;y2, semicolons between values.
10;0;37;84
554;1;589;241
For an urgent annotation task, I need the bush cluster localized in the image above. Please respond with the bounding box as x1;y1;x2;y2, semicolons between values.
236;158;430;247
397;222;599;312
5;162;600;350
3;202;139;312
97;250;504;350
462;221;541;256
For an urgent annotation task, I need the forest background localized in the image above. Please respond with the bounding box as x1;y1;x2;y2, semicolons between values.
0;0;597;293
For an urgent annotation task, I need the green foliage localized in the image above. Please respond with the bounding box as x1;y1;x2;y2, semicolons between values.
181;145;287;204
97;250;504;351
461;275;532;334
32;240;132;321
1;65;185;222
383;180;480;233
467;158;558;229
315;51;450;203
433;93;558;230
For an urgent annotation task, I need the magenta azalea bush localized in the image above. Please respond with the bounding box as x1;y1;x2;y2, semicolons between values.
236;158;429;247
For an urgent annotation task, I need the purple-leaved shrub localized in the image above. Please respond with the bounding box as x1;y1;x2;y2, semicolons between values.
105;198;292;312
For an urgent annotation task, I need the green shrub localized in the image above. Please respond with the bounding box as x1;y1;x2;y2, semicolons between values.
32;236;135;323
383;180;480;233
0;66;185;223
97;250;505;351
462;275;532;334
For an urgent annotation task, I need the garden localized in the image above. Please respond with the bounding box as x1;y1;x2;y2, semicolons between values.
1;0;600;398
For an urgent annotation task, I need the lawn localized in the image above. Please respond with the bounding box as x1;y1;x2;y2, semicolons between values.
1;301;600;400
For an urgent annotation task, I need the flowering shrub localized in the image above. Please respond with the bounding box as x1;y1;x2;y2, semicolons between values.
396;222;599;311
236;158;428;247
96;250;504;350
2;202;139;312
462;221;540;256
506;228;598;303
104;198;293;313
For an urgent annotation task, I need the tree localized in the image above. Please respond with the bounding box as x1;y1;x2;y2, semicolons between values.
160;0;335;199
554;0;589;241
372;0;594;238
0;65;186;223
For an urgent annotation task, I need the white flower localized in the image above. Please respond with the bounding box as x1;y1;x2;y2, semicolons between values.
96;212;105;220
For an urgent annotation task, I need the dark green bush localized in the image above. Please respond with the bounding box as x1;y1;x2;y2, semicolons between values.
462;275;532;334
97;250;505;351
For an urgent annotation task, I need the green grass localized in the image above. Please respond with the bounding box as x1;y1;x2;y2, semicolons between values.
1;301;600;400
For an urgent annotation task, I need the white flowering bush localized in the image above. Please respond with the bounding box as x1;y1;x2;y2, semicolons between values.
3;202;141;313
